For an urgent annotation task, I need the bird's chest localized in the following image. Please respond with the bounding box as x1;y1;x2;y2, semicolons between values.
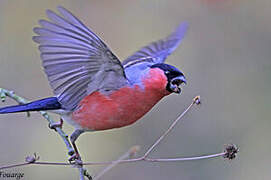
72;68;169;130
72;86;167;130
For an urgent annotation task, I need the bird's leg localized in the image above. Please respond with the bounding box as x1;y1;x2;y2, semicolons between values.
69;129;85;163
48;118;64;131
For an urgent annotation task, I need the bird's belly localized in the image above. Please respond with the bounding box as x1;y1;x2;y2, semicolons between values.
72;85;166;130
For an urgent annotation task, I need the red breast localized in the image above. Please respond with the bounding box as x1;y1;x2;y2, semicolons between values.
72;68;170;130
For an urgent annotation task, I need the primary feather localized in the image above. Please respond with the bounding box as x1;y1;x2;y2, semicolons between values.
33;6;127;111
123;22;188;69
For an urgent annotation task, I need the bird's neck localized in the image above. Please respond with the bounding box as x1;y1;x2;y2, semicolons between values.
141;68;171;97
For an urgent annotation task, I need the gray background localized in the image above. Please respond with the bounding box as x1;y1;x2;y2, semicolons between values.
0;0;270;179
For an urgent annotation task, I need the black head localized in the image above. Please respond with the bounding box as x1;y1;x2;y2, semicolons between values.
150;63;186;94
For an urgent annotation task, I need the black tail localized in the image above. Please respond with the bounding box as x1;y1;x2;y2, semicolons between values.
0;97;62;114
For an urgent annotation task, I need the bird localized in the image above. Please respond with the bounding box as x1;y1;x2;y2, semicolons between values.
0;6;188;160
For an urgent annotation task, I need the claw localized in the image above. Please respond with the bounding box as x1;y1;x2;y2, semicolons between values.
68;153;82;165
49;118;63;131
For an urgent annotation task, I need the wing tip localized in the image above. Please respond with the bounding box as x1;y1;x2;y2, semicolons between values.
180;21;189;28
46;9;55;16
38;19;46;26
33;27;41;34
57;5;65;10
57;5;68;13
175;22;189;36
32;36;40;43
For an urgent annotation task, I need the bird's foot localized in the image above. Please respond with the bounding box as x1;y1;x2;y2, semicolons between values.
48;118;63;131
68;152;82;165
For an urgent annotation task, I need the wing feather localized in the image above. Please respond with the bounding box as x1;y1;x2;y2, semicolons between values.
123;22;188;68
33;6;127;110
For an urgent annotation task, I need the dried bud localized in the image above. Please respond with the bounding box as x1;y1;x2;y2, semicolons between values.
129;145;141;158
25;153;39;163
193;96;201;105
223;144;239;160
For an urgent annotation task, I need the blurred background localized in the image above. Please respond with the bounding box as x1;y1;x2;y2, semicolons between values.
0;0;270;179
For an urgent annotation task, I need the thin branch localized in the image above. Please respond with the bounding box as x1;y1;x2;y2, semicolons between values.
0;162;32;170
144;152;226;162
79;167;85;180
0;147;237;170
143;96;200;158
94;146;140;180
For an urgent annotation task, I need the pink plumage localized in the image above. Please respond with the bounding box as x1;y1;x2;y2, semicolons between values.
72;68;170;130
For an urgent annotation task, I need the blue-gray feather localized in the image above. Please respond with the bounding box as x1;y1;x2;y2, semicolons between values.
123;22;188;68
33;6;127;111
0;97;61;114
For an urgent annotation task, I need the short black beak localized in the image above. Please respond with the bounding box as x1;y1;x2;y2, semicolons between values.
169;76;186;94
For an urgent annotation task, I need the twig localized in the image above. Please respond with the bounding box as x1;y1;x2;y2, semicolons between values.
144;152;226;162
79;167;85;180
94;146;140;180
143;96;200;158
0;144;238;170
0;162;32;170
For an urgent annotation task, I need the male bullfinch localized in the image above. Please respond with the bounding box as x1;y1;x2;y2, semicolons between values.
0;6;188;160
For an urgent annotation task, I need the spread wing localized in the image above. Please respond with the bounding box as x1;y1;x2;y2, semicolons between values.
33;6;127;111
123;22;188;68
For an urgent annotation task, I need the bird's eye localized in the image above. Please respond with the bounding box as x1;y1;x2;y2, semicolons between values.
165;71;170;75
